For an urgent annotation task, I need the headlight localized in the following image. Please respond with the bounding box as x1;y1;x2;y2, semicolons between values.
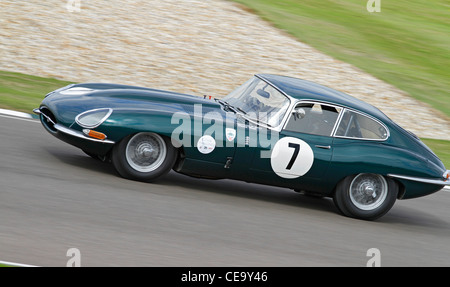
75;108;113;128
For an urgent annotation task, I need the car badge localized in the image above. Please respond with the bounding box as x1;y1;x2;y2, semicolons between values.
226;128;236;141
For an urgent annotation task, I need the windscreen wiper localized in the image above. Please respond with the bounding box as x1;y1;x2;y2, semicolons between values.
235;106;247;115
215;99;241;114
215;99;271;127
244;115;272;128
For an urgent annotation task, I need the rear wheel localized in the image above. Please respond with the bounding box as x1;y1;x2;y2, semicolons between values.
112;132;177;182
333;173;398;220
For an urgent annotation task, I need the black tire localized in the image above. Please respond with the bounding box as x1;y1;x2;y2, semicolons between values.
333;174;398;220
111;132;177;182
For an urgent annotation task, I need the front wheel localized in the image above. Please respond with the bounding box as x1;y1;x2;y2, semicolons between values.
333;174;398;220
112;132;177;182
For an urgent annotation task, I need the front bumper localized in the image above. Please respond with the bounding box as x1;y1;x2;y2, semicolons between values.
52;124;115;156
54;124;115;145
34;108;115;156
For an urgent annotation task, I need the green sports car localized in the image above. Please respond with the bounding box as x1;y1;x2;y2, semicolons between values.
34;74;450;220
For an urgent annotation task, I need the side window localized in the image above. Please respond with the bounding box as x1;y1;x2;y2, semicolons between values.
284;103;341;136
335;110;388;140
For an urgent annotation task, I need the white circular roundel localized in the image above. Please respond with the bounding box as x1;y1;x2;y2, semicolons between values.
270;137;314;179
197;135;216;154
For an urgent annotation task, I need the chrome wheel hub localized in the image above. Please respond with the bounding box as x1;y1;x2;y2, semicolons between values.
349;174;388;211
125;133;167;172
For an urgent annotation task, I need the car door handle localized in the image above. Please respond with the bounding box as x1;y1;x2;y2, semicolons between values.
315;145;331;150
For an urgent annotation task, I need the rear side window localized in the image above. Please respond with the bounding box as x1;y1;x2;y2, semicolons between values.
335;110;388;140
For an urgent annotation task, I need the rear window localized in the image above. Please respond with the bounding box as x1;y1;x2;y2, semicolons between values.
335;110;388;140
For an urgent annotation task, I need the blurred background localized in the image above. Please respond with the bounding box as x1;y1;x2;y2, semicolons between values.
1;1;449;137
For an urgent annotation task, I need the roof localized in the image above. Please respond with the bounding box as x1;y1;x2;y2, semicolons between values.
257;74;390;122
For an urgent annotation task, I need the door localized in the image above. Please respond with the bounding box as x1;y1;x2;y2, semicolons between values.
175;110;238;178
238;102;342;189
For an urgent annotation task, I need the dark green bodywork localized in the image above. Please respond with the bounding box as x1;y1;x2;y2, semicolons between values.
38;75;447;200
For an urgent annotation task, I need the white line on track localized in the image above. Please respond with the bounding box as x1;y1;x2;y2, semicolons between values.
0;113;39;123
0;260;38;267
0;108;34;119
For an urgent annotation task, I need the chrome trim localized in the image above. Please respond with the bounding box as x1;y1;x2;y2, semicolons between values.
54;124;115;144
388;174;450;186
33;108;41;115
250;75;391;141
253;74;295;132
39;110;56;125
75;108;113;129
333;108;390;141
282;100;344;137
315;145;331;149
256;74;294;103
330;107;345;136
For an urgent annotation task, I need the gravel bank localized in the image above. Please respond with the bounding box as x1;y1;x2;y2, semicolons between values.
1;0;448;140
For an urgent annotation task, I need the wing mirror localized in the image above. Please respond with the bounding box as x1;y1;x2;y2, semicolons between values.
293;107;306;120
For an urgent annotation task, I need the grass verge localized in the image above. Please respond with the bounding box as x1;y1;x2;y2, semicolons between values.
422;138;450;168
0;70;72;114
232;0;450;119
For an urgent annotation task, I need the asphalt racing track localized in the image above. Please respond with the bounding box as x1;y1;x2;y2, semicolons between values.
1;114;449;266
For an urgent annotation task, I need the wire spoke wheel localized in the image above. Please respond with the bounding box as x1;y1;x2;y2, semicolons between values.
125;133;167;172
349;174;388;211
333;173;398;220
112;132;176;182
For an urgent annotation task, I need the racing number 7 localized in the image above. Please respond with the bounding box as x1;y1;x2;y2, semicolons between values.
286;142;300;170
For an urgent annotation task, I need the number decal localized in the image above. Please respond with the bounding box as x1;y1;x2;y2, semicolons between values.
286;143;300;170
270;137;314;179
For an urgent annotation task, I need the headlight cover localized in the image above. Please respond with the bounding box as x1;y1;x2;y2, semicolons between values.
75;108;113;129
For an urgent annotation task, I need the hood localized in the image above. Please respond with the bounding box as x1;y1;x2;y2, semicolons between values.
44;82;221;112
41;83;224;127
50;83;220;109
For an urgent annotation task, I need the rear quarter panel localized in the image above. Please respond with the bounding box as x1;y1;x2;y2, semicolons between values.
329;138;444;198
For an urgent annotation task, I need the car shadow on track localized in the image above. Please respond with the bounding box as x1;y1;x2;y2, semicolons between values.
46;148;450;228
162;170;338;213
45;147;339;214
145;172;450;229
44;146;117;173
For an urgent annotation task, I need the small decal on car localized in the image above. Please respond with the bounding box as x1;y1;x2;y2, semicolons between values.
270;137;314;179
197;135;216;154
225;128;236;141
